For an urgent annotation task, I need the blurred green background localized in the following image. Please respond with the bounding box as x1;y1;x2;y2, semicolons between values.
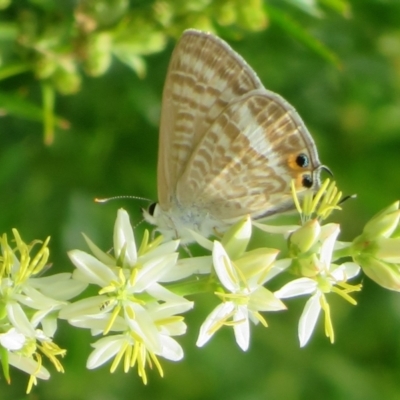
1;0;400;399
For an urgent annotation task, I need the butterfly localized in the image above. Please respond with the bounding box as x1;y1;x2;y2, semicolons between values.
143;29;324;242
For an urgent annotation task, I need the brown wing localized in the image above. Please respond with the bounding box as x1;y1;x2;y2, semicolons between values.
157;29;263;210
175;91;321;220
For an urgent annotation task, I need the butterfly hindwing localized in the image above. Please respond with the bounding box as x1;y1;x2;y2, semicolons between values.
176;91;321;220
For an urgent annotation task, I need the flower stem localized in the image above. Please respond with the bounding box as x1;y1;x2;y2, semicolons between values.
165;276;215;297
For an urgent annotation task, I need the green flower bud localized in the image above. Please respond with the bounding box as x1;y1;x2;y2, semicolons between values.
53;65;81;95
77;0;129;28
359;256;400;291
84;33;112;77
363;201;400;239
235;247;279;277
215;1;237;26
34;56;58;80
374;237;400;263
237;0;268;31
221;215;251;260
0;0;11;11
297;253;321;278
290;219;321;255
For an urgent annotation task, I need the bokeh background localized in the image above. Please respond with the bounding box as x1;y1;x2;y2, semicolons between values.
1;0;400;399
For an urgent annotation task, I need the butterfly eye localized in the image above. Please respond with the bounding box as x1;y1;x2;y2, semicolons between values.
148;203;157;216
296;154;309;168
302;174;313;188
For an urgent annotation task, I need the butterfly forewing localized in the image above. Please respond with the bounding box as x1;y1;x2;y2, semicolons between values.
158;30;264;209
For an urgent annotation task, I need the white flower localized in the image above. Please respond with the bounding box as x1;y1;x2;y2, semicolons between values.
86;300;190;376
0;229;80;393
275;223;361;347
62;209;193;381
0;328;25;351
196;217;286;351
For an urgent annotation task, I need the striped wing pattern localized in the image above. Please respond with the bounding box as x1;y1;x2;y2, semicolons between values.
158;30;263;209
155;29;322;235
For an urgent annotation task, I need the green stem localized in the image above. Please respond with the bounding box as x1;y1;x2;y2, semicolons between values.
332;243;354;260
41;82;55;145
165;276;215;297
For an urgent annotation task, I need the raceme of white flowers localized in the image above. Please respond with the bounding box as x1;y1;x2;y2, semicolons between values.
2;179;400;392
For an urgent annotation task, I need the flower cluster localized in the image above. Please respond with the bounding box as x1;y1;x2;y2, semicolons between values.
272;180;362;346
194;216;287;351
351;201;400;290
60;209;193;384
0;229;86;393
5;178;400;392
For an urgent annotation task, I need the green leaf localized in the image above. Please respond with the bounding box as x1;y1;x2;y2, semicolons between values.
0;21;17;39
319;0;351;16
266;4;341;68
0;63;30;81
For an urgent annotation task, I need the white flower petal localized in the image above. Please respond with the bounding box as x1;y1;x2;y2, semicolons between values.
28;273;87;301
114;209;137;266
299;292;322;347
233;305;250;351
69;314;126;333
158;335;184;361
69;250;117;286
6;303;36;337
159;320;187;336
83;233;115;266
330;261;361;282
187;229;213;250
8;353;50;379
275;278;317;299
124;303;161;352
58;295;108;320
16;285;63;310
145;283;193;308
0;328;25;350
252;221;300;234
341;262;361;279
87;335;127;369
135;254;178;292
212;241;239;292
139;240;180;265
82;233;115;266
40;315;58;337
221;215;252;260
319;224;340;268
263;258;292;283
160;256;212;282
148;298;193;319
196;302;235;347
30;307;58;331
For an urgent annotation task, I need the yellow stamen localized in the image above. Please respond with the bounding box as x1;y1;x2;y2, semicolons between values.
104;304;121;334
320;294;334;343
110;341;128;373
291;180;302;215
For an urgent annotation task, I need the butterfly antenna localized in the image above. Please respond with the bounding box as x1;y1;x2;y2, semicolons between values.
339;193;357;205
95;195;152;204
319;165;333;176
133;218;147;230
